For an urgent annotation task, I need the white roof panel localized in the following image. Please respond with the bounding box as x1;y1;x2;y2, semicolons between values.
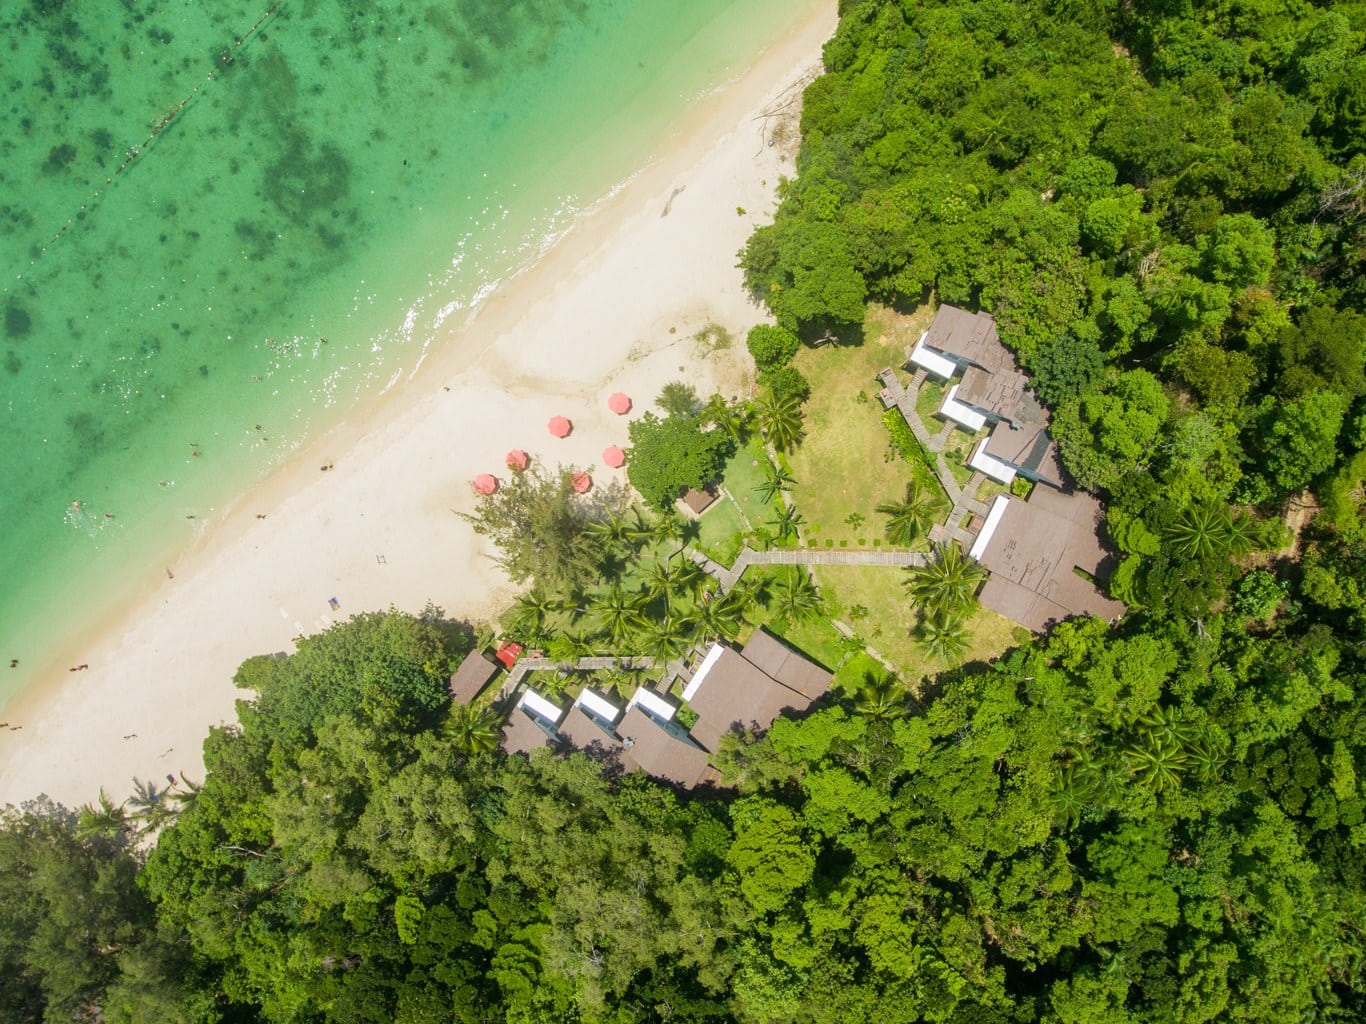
909;334;959;380
969;437;1018;485
681;643;725;702
970;495;1011;560
574;689;622;724
940;384;988;431
518;689;564;724
628;686;677;722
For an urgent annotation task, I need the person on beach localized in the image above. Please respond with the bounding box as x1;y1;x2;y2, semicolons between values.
8;659;16;668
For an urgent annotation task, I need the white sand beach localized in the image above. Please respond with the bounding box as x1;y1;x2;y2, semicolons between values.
0;6;837;809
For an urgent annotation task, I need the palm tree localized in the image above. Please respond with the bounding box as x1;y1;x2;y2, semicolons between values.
169;775;202;814
591;584;648;645
1163;504;1231;561
1138;705;1195;748
642;615;690;662
685;590;744;643
771;567;822;624
546;627;599;660
444;703;503;755
650;510;687;547
704;393;749;442
916;610;970;664
726;575;770;626
753;389;804;452
127;777;172;835
904;542;988;619
1053;767;1089;828
504;587;560;638
1225;510;1256;556
876;480;943;547
852;671;908;720
772;503;804;544
754;461;796;505
77;789;129;840
1125;734;1190;792
586;514;635;558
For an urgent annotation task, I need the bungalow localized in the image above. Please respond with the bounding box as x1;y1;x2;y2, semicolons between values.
683;629;833;753
549;684;715;787
970;489;1125;631
500;689;565;755
447;649;500;704
910;304;1065;489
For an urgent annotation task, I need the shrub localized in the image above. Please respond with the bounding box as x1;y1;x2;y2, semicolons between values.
757;364;811;404
746;324;801;371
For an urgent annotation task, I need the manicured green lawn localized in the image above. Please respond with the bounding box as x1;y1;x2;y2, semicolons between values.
815;563;1022;686
789;324;932;549
720;439;779;529
695;499;747;566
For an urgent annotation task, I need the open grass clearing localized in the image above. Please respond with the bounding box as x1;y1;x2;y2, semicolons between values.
814;564;1022;686
789;321;936;550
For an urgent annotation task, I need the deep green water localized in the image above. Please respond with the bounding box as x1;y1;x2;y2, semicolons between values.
0;0;823;708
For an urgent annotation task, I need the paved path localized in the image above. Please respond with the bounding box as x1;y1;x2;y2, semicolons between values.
691;543;927;593
504;654;656;690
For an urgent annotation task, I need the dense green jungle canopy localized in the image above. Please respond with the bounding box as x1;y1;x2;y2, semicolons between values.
4;1;1366;1021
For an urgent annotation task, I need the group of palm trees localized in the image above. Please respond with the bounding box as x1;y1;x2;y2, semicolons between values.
504;547;822;672
872;477;989;664
701;389;805;454
76;776;200;840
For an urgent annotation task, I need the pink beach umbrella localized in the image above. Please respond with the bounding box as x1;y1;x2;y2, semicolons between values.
472;473;498;495
608;392;632;415
602;445;626;468
571;471;593;494
505;449;529;471
548;415;572;438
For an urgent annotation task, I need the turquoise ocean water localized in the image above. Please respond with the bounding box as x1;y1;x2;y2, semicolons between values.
0;0;824;709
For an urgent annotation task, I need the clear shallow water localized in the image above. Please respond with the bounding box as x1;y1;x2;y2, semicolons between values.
0;0;823;707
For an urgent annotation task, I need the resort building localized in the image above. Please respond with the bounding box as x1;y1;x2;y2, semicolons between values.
897;303;1125;631
447;649;500;704
970;490;1126;630
495;628;831;785
910;304;1065;488
682;629;833;753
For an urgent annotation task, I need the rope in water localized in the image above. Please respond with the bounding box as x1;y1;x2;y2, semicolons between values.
10;0;286;285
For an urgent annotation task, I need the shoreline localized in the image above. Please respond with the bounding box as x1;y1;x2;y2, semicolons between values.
0;4;837;809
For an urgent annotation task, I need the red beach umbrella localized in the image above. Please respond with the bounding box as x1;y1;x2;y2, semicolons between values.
548;415;572;438
505;449;529;471
602;445;626;468
472;473;498;495
572;471;592;494
608;392;632;415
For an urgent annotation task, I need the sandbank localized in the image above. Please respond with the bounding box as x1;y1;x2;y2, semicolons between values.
0;4;837;809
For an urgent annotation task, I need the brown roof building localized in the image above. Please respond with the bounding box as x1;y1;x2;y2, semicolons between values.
448;650;500;704
683;630;833;753
501;707;560;756
910;304;1067;489
618;707;713;787
971;489;1125;631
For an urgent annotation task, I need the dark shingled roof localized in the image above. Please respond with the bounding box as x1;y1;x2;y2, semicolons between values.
556;706;626;756
921;305;1011;374
975;489;1125;631
501;707;559;756
619;707;712;787
688;650;812;752
983;420;1065;488
680;486;719;516
739;628;834;701
448;650;500;704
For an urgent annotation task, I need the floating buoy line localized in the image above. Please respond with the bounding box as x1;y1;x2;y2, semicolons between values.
8;0;286;288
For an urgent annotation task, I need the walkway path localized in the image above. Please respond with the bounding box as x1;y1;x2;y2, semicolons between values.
690;543;926;593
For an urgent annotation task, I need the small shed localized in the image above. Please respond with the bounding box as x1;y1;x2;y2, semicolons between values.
679;485;719;518
448;650;500;704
